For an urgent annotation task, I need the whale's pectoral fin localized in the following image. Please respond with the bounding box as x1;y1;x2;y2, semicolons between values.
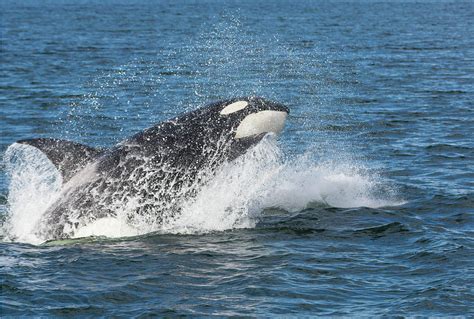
17;138;105;183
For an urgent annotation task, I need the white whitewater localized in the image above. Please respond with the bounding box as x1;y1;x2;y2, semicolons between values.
2;138;403;244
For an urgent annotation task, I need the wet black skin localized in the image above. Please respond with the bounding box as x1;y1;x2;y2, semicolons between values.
115;96;289;166
17;97;289;240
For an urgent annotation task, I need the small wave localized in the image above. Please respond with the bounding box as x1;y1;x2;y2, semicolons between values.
353;222;409;238
425;144;471;152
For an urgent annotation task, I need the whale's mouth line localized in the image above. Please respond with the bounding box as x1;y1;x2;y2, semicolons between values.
234;110;288;139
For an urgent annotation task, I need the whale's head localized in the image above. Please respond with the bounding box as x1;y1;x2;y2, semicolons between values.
217;97;289;140
130;97;289;163
197;97;289;160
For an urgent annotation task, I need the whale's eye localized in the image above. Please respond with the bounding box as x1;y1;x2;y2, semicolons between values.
220;101;248;115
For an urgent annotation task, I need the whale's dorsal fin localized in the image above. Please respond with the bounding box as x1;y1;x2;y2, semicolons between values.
17;138;104;183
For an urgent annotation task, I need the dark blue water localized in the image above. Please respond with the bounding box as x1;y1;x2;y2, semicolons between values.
1;0;473;316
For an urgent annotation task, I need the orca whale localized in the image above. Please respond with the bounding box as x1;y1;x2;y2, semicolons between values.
14;97;289;240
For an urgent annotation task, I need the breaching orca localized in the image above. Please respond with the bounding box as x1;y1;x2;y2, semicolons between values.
15;97;289;240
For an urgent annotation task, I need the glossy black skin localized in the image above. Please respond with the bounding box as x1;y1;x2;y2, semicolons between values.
116;96;289;166
19;97;289;240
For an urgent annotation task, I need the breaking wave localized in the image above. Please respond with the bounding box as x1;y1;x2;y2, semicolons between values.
2;137;403;244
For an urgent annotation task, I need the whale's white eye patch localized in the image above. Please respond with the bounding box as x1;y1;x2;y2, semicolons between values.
220;101;248;115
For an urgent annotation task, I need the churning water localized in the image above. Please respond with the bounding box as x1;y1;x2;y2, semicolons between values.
3;136;402;244
1;0;473;316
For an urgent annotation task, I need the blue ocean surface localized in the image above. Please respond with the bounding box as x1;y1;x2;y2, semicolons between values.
1;0;473;316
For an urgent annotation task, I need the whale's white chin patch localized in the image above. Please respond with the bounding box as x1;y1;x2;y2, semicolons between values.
234;110;288;139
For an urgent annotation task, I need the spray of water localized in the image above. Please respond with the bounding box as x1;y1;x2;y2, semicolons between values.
2;136;402;244
3;144;62;244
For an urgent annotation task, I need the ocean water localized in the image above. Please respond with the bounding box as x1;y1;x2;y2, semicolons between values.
1;0;473;316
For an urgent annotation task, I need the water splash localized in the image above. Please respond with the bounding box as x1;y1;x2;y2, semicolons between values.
2;137;402;244
3;144;62;244
165;137;402;234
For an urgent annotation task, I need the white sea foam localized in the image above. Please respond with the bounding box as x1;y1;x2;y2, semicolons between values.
164;137;403;234
2;138;403;244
